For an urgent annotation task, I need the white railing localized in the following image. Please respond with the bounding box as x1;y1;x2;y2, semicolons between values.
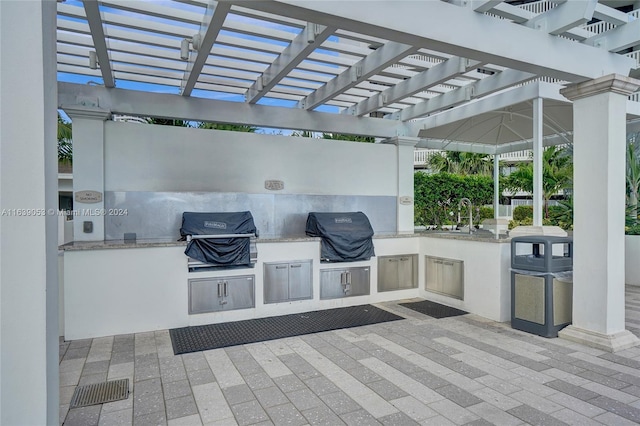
413;149;532;166
518;0;555;15
499;150;531;162
112;115;148;124
414;149;440;166
628;50;640;68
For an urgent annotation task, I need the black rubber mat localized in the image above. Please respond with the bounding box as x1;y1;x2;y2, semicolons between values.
399;299;468;319
170;305;403;355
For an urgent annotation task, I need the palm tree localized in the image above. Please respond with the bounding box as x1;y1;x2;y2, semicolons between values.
504;145;573;218
321;133;374;143
291;130;317;138
197;122;257;132
58;113;73;164
626;132;640;225
428;151;494;176
147;117;192;127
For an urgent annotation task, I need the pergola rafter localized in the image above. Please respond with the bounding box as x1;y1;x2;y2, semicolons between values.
181;1;231;96
246;23;335;104
81;0;115;87
299;41;417;111
55;0;639;138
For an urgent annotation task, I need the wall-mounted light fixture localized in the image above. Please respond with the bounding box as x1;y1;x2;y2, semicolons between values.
180;33;202;61
89;51;98;69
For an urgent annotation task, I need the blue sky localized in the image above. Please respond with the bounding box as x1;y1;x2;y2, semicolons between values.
58;0;341;128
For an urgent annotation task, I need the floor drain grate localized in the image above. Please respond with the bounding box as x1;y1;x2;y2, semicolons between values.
69;378;129;408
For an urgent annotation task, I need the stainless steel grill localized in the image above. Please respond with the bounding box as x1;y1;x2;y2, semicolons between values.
186;233;258;271
181;211;258;271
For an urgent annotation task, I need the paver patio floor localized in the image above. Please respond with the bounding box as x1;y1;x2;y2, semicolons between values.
60;286;640;425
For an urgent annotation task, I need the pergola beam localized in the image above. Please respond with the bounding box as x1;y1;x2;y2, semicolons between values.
472;0;504;14
593;3;629;26
181;1;231;97
221;0;634;82
524;0;597;36
299;41;417;110
246;23;335;104
82;0;115;87
345;57;481;117
394;68;537;122
488;3;533;24
585;19;640;53
58;82;402;138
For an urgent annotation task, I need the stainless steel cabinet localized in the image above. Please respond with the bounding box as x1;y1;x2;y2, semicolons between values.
320;267;370;299
189;275;255;314
425;256;464;300
264;260;312;303
378;254;418;292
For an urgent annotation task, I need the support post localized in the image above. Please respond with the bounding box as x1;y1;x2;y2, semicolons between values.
494;154;500;219
0;1;59;423
559;74;640;352
62;106;111;241
382;137;419;234
532;97;543;226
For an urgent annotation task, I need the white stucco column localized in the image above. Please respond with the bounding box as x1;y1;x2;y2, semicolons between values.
63;107;111;241
0;1;59;424
532;97;543;226
559;74;640;352
383;137;419;234
494;154;500;219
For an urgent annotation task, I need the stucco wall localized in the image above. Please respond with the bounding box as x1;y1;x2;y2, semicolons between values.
104;122;397;195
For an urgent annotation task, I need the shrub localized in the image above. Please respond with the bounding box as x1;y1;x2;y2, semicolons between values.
414;172;494;226
626;224;640;235
513;205;533;221
478;206;494;223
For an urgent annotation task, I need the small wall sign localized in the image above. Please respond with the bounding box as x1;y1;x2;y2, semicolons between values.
75;190;103;203
399;196;413;205
265;180;284;191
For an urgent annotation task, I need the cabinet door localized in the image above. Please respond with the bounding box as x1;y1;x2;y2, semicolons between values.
224;276;255;310
378;257;400;291
264;263;290;303
189;278;225;314
320;269;347;299
397;256;417;289
288;261;312;300
347;267;370;296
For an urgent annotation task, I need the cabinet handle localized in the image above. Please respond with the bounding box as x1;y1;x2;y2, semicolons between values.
389;259;399;262
400;257;409;261
217;282;223;298
224;281;228;297
276;265;287;269
290;264;302;268
346;271;351;284
340;272;346;285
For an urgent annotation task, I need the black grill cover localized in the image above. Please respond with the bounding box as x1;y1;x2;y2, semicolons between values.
305;212;375;262
180;211;256;266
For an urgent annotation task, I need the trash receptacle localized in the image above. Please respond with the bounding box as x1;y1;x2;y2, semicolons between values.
511;236;573;337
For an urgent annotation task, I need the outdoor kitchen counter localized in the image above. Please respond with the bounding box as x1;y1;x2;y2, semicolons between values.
59;234;423;251
60;232;512;340
417;231;512;243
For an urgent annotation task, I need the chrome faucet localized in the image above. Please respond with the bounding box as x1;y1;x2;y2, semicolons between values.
458;198;473;233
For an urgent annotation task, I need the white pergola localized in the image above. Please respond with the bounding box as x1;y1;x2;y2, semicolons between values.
2;0;640;423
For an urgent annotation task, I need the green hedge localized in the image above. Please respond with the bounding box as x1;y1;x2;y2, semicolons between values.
414;172;494;227
513;205;533;221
